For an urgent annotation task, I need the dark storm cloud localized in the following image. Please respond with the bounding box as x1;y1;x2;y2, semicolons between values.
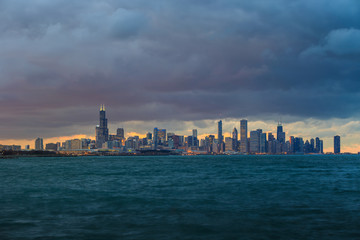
0;0;360;138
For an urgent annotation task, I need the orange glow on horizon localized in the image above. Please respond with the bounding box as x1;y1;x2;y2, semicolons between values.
0;134;95;149
1;134;359;154
126;132;146;139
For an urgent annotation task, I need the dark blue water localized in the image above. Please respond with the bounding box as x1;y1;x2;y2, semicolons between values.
1;155;360;239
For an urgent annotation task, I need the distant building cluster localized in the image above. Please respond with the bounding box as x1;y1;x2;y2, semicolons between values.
0;144;21;151
24;106;342;155
34;138;96;152
202;120;328;155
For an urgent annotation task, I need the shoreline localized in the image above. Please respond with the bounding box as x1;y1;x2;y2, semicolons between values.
0;150;355;158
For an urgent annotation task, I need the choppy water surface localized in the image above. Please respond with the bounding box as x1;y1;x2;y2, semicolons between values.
1;155;360;239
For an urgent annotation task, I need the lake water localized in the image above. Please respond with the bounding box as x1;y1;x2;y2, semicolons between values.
1;155;360;239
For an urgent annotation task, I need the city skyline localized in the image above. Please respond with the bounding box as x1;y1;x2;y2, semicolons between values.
0;1;360;152
0;116;354;153
0;105;345;154
11;106;324;154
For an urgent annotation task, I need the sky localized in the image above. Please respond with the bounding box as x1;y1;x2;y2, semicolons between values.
0;0;360;152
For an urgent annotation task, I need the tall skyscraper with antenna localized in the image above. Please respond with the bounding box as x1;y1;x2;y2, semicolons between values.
96;105;109;149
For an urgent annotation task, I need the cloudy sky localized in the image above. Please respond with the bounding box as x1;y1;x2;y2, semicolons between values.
1;0;360;152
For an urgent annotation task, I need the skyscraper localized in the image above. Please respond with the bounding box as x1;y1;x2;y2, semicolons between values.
158;129;166;144
294;137;304;153
95;105;109;149
218;120;223;143
277;123;285;143
260;132;266;153
153;128;166;149
240;119;248;153
146;132;152;140
205;135;215;153
153;128;158;149
250;129;262;153
186;136;194;147
315;137;320;153
232;127;238;151
35;137;43;150
304;140;310;153
320;140;324;154
117;128;124;139
218;120;224;152
268;133;276;154
192;129;198;138
334;135;340;154
310;138;315;152
268;133;275;141
225;137;233;151
192;129;198;147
